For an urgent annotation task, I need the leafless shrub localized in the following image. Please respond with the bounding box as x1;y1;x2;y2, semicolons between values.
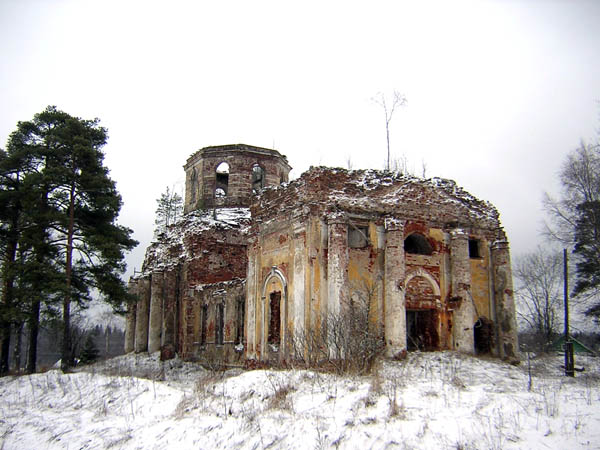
289;284;384;375
265;373;295;411
173;394;195;420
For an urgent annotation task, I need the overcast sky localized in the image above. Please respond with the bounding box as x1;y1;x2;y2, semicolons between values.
1;0;599;280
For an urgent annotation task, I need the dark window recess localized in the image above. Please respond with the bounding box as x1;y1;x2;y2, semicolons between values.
268;291;281;345
237;298;245;345
469;239;481;258
404;233;433;255
190;167;197;203
252;164;264;193
348;225;369;248
216;303;224;345
200;304;208;346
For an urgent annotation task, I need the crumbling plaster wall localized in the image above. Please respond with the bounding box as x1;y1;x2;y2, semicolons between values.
247;167;519;361
180;279;246;363
127;160;518;364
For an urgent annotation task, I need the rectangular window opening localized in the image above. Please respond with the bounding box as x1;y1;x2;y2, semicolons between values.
216;303;224;345
237;298;245;345
469;239;481;258
200;304;208;346
348;225;369;248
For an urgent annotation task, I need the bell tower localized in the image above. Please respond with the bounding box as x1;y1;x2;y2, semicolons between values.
183;144;292;213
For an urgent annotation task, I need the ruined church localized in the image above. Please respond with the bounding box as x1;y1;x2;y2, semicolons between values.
124;144;518;364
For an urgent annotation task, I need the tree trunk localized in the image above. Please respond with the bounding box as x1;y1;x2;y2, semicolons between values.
13;321;23;372
26;299;40;374
61;182;76;371
0;210;20;375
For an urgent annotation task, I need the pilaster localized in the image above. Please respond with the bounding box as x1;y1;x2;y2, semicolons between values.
134;277;151;353
327;217;349;317
450;229;475;353
491;240;519;359
124;279;137;354
148;271;164;353
384;218;406;357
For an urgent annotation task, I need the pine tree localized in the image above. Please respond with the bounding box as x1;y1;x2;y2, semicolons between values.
1;106;138;372
154;186;183;235
573;201;600;317
79;333;99;365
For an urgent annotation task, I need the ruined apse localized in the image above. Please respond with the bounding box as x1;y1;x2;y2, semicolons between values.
124;145;519;365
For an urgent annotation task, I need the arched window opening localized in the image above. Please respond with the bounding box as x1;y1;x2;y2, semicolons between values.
189;167;197;203
215;162;229;196
404;233;433;255
252;164;265;193
268;291;281;345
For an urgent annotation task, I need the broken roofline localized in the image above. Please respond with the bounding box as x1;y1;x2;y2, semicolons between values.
184;144;292;171
252;166;502;227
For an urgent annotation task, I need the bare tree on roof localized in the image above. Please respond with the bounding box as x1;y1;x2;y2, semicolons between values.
372;91;407;171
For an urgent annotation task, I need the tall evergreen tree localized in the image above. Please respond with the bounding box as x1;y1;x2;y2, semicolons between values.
573;201;600;317
1;106;138;372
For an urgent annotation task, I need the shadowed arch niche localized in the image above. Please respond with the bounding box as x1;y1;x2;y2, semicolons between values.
404;268;441;351
260;267;288;357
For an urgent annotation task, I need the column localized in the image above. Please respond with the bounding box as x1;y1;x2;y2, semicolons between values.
134;277;151;353
292;222;306;344
161;269;178;358
491;239;519;359
450;229;475;353
384;218;406;358
327;218;348;318
124;279;137;353
148;271;164;353
245;239;258;359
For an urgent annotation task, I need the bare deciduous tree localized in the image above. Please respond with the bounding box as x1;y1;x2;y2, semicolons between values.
543;141;600;245
372;91;407;171
514;247;563;351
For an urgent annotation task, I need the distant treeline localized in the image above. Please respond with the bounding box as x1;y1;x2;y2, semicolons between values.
8;322;124;371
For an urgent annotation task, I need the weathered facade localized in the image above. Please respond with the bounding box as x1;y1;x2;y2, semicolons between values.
125;144;519;365
125;144;290;364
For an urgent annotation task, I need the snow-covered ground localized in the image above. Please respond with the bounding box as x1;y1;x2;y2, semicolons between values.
1;351;599;449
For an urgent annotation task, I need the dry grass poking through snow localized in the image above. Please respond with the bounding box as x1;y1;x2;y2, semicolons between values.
0;351;599;449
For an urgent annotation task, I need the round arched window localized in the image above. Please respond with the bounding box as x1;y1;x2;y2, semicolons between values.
404;233;433;255
252;164;265;193
215;162;230;196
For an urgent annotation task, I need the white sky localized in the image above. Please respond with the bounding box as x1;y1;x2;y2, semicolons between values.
1;0;599;279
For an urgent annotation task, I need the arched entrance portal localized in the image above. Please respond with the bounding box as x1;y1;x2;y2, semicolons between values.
404;269;441;351
260;267;288;358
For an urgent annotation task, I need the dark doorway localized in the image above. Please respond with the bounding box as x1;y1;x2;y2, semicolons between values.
406;310;439;351
474;317;494;354
268;291;281;345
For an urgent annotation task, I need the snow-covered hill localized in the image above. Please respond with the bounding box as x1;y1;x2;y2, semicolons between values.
1;352;599;449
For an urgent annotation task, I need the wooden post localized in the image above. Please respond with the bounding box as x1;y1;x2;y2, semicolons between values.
564;248;574;377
